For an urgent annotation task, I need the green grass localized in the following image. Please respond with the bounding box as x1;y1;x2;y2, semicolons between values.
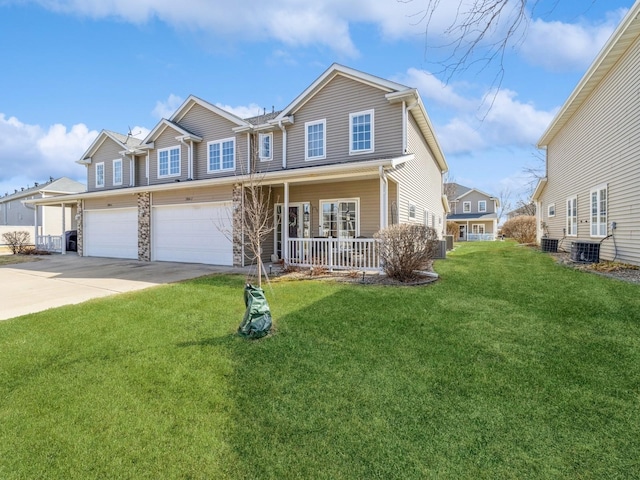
1;242;639;479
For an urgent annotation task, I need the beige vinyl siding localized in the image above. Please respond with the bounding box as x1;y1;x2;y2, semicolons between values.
174;103;247;179
286;75;403;169
87;139;129;192
151;185;233;206
388;115;445;234
135;155;147;187
540;32;640;264
148;128;188;185
256;130;284;173
84;195;137;210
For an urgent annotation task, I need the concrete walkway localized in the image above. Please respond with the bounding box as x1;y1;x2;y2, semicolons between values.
0;254;249;321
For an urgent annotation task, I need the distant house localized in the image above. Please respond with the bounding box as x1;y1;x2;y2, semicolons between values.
29;64;449;268
506;202;536;220
0;177;85;238
534;1;640;265
445;183;499;241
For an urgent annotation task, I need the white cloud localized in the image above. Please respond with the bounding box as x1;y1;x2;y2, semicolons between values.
397;68;474;111
0;113;96;194
215;103;263;120
519;9;627;72
152;94;184;119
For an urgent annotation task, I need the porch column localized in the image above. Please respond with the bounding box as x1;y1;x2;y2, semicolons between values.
283;182;289;262
61;203;66;254
33;203;38;250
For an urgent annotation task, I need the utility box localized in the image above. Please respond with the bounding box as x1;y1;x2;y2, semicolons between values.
541;238;559;253
570;241;600;263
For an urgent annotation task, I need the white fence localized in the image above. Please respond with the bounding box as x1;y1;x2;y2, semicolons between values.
36;235;63;253
287;237;380;271
467;233;495;241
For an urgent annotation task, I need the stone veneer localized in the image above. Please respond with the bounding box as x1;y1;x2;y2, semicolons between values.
76;200;83;256
138;192;151;261
232;184;243;267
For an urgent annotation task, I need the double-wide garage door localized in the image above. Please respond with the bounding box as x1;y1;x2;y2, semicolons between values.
83;203;233;265
152;203;233;265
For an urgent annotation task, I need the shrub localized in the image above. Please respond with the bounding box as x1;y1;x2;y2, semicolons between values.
501;216;536;244
375;224;440;282
2;231;31;254
446;221;459;236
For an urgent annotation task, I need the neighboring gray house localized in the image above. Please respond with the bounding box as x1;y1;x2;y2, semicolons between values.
30;64;449;269
0;177;85;239
534;0;640;265
445;183;499;241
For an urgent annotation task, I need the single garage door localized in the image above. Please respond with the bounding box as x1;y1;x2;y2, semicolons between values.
84;208;138;259
152;202;233;265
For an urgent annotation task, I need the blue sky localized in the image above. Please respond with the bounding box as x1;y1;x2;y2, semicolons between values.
0;0;633;207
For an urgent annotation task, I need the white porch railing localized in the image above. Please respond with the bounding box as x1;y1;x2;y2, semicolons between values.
36;235;63;253
287;237;380;271
467;233;495;241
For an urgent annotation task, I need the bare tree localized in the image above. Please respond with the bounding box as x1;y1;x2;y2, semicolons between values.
443;171;457;200
496;186;512;224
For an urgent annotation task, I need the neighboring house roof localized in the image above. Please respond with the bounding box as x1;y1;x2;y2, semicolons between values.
538;0;640;147
448;213;498;220
506;203;536;217
0;177;85;202
274;63;448;173
245;111;282;126
77;129;144;165
445;183;499;207
444;182;471;199
142;119;203;145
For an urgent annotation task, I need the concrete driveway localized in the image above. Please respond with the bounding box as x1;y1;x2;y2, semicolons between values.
0;254;246;321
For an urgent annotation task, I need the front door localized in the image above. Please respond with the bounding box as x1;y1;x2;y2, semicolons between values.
459;225;466;241
274;203;310;260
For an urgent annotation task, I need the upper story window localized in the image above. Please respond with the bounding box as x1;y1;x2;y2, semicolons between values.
548;204;556;217
158;146;181;177
96;162;105;188
113;159;123;186
567;196;577;236
590;184;607;237
463;201;471;213
349;109;374;154
478;200;487;212
259;133;272;161
208;138;235;173
305;119;326;161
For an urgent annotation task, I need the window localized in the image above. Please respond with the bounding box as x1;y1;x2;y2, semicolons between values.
463;201;471;213
208;138;235;173
567;196;577;236
478;200;487;212
472;224;485;234
305;119;326;160
96;162;104;188
548;204;556;217
259;133;272;161
349;109;374;154
590;184;607;237
158;146;181;177
424;209;429;226
320;199;358;239
113;159;122;186
409;203;416;220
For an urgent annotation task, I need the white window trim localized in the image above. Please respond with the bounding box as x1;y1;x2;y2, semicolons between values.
113;158;123;186
424;208;429;226
590;183;607;238
408;202;416;220
349;109;374;155
157;146;181;178
207;137;236;173
95;162;105;188
305;119;326;161
566;195;577;237
319;198;360;238
472;224;485;234
548;203;556;218
259;133;273;162
463;201;471;213
478;200;487;213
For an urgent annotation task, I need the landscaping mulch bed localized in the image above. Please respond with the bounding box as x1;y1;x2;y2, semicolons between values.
550;251;640;284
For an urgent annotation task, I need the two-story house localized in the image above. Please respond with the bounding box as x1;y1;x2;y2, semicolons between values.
533;0;640;265
0;177;85;243
30;64;449;268
445;183;499;241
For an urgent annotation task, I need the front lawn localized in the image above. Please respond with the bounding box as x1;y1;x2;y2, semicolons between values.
1;242;639;478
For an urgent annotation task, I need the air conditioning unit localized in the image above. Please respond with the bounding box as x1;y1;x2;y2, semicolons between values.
540;238;559;253
444;235;454;250
433;240;447;259
570;241;600;263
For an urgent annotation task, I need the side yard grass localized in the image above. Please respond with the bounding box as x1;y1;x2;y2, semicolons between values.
1;242;639;478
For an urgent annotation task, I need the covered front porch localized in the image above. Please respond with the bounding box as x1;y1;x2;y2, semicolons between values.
32;200;79;254
449;217;498;242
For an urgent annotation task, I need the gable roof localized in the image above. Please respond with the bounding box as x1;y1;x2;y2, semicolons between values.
274;63;448;173
0;177;85;202
446;183;499;207
142;118;203;145
170;95;250;128
77;130;143;164
538;0;640;146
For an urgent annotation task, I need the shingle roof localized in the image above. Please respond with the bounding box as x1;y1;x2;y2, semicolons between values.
105;130;143;148
0;177;85;200
244;111;282;125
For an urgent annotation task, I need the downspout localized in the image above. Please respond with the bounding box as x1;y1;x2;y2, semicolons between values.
178;138;192;180
247;132;251;174
379;166;388;230
402;101;407;153
283;182;289;262
278;120;287;169
146;153;150;186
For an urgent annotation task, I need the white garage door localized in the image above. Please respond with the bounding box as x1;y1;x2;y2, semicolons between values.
152;203;233;265
84;208;138;259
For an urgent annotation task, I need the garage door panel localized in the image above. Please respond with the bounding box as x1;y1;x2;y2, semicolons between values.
152;203;233;265
84;208;138;259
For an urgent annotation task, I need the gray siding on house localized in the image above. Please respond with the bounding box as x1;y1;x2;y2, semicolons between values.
151;185;233;206
540;32;640;264
135;155;147;187
452;191;496;215
0;195;37;226
84;195;137;210
86;138;131;192
388;115;445;233
255;130;284;173
286;75;403;169
147;127;189;185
